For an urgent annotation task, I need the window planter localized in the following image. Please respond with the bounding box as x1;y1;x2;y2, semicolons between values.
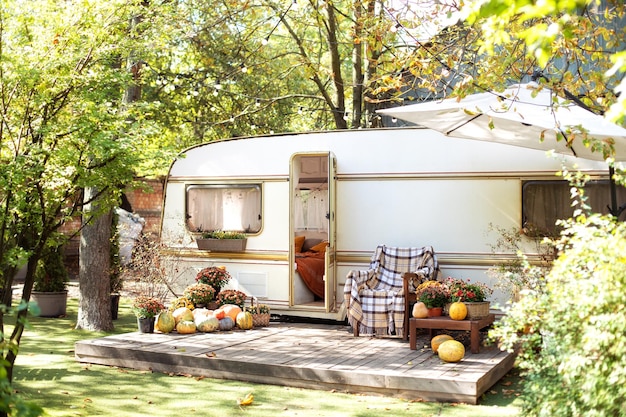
196;238;247;252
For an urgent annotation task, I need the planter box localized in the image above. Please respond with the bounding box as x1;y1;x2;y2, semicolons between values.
196;238;247;252
32;291;68;317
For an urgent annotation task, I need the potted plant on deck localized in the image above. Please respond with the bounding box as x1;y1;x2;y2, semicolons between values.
444;277;493;320
195;230;247;252
31;245;69;317
131;296;165;333
415;281;449;317
216;289;248;309
183;283;216;309
195;266;231;295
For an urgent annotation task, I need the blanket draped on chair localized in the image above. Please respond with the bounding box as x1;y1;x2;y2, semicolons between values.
344;245;438;337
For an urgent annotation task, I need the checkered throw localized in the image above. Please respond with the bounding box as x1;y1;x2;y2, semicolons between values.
344;245;439;337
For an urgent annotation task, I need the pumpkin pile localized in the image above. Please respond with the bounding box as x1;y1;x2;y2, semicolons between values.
156;303;255;334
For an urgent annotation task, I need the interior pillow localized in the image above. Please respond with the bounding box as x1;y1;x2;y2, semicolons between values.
310;241;329;253
302;238;323;252
295;235;306;253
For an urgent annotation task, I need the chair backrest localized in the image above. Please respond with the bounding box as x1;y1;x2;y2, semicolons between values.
369;245;438;291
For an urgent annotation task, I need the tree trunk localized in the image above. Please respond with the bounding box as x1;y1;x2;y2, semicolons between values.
76;187;113;331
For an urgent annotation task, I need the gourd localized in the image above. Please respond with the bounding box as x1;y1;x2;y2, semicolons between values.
438;340;465;363
155;311;176;334
176;320;197;334
192;308;210;320
218;316;235;331
222;304;242;322
412;301;429;318
213;308;226;320
448;301;468;321
236;311;254;330
196;316;220;333
431;334;454;353
172;307;194;325
170;296;194;311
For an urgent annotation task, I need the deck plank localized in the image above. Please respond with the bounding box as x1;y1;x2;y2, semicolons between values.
75;322;514;404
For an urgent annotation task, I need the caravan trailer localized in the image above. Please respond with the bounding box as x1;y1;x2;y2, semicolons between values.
160;127;612;320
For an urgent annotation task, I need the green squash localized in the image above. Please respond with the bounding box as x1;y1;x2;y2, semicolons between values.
236;311;254;330
155;311;176;334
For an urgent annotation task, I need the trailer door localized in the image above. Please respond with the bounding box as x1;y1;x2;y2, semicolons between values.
290;152;337;312
324;153;337;312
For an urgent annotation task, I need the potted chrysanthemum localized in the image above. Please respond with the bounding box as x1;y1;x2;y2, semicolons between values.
183;283;216;308
443;277;493;319
195;266;231;294
131;296;165;333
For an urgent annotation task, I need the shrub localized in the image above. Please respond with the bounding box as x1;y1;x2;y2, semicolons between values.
490;214;626;417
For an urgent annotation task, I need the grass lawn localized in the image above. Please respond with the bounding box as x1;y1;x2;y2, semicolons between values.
10;298;523;416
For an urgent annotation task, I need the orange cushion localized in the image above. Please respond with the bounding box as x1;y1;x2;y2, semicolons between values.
310;241;329;253
294;235;305;253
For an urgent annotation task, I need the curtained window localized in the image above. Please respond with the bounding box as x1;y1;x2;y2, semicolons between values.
186;184;262;233
522;180;626;236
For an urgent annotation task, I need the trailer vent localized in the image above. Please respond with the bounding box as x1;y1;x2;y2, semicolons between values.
236;271;268;299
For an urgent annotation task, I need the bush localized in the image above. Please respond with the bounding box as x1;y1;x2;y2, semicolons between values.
490;214;626;417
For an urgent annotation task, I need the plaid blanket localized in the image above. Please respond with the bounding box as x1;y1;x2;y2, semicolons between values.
344;245;439;337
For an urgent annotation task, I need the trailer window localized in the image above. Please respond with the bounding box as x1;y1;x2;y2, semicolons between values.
522;180;626;236
186;184;262;233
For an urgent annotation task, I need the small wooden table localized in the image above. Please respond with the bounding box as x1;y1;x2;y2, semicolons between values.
409;314;495;354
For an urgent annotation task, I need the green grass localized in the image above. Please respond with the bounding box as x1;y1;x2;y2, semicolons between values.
10;299;523;416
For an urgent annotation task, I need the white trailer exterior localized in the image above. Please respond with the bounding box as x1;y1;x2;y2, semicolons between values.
160;127;610;320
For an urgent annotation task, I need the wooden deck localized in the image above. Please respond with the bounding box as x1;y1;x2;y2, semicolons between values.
74;322;515;404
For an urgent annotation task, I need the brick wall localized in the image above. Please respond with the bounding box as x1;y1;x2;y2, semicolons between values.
124;178;164;236
60;178;165;278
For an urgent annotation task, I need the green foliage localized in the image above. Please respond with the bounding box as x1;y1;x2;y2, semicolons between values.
490;214;626;416
33;245;68;293
1;302;43;417
200;230;246;239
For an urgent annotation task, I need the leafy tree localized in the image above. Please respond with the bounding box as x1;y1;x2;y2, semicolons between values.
453;1;626;416
0;0;166;400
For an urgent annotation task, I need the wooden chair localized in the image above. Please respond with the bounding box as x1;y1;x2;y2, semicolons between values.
344;245;439;339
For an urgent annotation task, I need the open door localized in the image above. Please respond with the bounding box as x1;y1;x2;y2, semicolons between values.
290;152;337;312
325;153;337;312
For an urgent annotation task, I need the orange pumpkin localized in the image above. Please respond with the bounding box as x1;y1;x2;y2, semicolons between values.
448;302;468;321
222;304;242;322
438;340;465;362
431;334;454;353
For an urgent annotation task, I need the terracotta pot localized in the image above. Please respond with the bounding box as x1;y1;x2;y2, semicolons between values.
427;307;443;317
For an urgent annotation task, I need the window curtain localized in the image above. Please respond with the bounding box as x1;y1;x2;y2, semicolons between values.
295;189;328;232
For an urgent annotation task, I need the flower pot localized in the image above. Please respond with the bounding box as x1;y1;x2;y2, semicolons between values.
464;301;490;320
196;238;247;252
111;294;121;320
427;307;443;317
137;317;155;333
31;291;68;317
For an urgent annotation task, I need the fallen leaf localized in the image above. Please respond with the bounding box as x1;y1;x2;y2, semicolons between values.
502;380;513;386
195;376;205;381
237;393;254;406
206;352;216;358
84;398;92;403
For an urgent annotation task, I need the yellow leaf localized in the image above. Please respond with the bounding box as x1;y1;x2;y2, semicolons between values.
237;393;254;406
